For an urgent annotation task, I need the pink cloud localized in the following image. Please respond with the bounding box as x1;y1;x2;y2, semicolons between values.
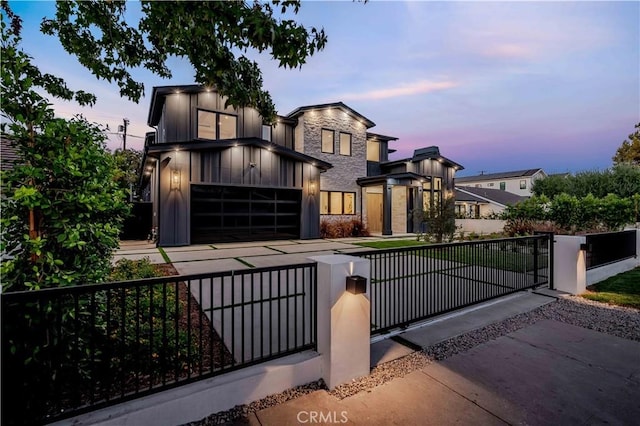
340;80;458;101
481;43;532;59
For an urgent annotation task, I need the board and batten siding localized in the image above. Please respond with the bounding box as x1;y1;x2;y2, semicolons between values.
155;91;294;148
191;147;306;188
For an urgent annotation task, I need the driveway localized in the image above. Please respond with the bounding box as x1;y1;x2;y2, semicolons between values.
248;318;640;425
114;238;379;275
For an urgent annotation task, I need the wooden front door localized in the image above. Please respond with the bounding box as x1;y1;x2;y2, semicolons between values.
367;193;383;233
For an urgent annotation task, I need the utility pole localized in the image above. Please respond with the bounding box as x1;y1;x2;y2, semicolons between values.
118;118;130;150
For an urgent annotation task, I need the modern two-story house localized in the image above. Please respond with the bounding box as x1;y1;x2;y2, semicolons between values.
139;85;463;246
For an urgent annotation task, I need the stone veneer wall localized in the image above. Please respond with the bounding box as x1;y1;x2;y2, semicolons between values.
298;108;368;217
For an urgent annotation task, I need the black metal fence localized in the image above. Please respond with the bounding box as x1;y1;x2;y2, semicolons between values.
353;235;551;335
1;263;316;425
584;230;637;270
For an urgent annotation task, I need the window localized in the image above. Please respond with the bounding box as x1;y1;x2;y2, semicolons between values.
321;129;334;153
320;191;356;214
520;180;527;189
343;192;355;214
475;184;482;188
367;140;380;161
197;110;237;140
499;182;506;191
339;132;352;156
433;177;442;191
262;125;272;142
488;183;494;187
219;114;237;139
197;110;216;140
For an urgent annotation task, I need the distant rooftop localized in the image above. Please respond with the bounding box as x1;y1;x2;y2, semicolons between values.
456;168;544;183
455;186;528;206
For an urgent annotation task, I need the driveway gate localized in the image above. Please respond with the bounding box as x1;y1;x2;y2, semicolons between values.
352;234;553;335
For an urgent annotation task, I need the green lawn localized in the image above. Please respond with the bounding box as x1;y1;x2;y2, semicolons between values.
426;245;546;273
582;267;640;309
354;239;431;249
355;239;547;273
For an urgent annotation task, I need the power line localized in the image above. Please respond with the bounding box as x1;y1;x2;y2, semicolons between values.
105;132;145;139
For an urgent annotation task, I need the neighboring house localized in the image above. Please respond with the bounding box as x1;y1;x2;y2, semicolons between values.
455;186;528;218
1;136;19;196
455;168;546;197
139;85;463;246
1;135;19;173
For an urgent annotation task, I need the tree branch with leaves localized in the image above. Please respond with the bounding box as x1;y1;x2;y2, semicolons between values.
40;0;327;122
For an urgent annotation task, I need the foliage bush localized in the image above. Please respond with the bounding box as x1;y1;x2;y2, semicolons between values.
1;15;128;292
415;196;458;243
502;193;638;235
3;258;209;424
532;164;640;200
320;217;370;238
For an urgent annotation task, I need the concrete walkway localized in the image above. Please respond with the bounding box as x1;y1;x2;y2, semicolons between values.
247;317;640;425
114;238;385;274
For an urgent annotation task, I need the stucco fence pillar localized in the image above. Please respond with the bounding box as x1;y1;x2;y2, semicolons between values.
553;235;588;295
553;230;640;294
309;254;371;389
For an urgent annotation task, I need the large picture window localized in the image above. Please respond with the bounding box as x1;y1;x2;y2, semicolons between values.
197;109;237;140
321;129;334;153
339;132;352;156
320;191;356;215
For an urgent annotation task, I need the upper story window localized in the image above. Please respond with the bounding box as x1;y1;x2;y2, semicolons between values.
339;132;352;156
520;180;527;189
197;109;237;140
321;129;334;153
367;140;380;162
262;124;272;142
433;177;442;191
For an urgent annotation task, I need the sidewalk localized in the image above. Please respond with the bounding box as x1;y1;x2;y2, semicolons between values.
231;291;640;426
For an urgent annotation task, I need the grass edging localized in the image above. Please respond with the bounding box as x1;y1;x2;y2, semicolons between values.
157;247;172;263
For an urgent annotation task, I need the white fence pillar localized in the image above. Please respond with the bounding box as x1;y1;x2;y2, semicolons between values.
553;235;587;295
308;255;371;389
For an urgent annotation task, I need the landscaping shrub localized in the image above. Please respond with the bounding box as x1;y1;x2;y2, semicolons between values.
320;217;370;238
3;259;217;424
503;192;637;235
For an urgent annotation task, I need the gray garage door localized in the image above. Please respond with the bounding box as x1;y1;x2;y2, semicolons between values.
191;185;301;243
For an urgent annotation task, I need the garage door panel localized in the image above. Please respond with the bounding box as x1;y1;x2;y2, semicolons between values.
191;185;301;243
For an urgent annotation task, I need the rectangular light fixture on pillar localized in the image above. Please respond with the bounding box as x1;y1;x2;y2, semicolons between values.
309;181;317;196
171;169;181;190
346;275;367;294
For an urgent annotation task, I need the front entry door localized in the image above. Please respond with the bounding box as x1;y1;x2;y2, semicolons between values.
367;193;383;233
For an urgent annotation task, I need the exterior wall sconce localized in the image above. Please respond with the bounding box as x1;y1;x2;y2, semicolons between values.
171;169;181;190
309;181;317;196
346;275;367;294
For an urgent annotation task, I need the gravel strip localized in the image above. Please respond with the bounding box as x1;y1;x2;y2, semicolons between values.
184;296;639;425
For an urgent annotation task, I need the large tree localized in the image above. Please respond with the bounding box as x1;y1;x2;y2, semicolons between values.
1;7;129;291
613;122;640;165
40;0;328;122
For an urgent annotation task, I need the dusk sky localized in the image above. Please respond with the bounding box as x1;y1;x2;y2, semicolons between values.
9;1;640;176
